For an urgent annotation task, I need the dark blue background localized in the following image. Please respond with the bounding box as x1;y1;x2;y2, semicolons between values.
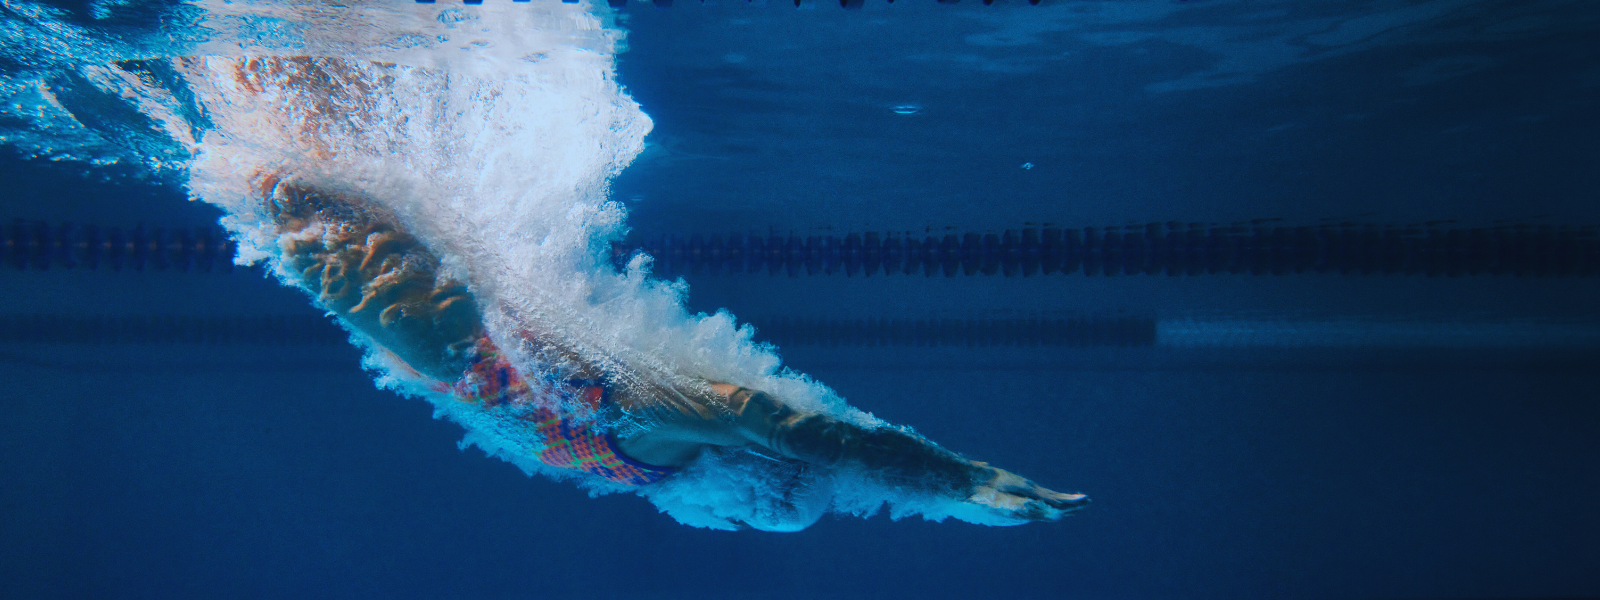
3;0;1599;598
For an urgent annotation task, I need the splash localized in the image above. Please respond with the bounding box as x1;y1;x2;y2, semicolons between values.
0;0;995;530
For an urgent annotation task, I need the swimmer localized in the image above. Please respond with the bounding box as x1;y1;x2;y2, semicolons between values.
257;172;1088;527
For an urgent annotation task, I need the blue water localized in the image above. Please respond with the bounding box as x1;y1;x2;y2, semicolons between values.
3;0;1600;597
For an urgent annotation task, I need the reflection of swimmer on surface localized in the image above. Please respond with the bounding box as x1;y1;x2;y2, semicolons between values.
258;172;1088;528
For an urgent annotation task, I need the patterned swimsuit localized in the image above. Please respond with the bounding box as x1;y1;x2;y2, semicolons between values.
423;339;675;486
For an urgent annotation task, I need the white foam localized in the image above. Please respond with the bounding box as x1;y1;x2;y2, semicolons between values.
3;0;993;530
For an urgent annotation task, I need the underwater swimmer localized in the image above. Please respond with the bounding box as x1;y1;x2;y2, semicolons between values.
257;172;1087;527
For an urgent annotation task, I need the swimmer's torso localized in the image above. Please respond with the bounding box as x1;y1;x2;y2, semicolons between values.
265;172;673;485
440;338;674;485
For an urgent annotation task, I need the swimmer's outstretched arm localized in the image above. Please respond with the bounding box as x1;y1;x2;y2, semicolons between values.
259;173;1086;523
617;384;1090;523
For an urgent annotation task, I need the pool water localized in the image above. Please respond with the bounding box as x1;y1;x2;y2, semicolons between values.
2;0;1598;597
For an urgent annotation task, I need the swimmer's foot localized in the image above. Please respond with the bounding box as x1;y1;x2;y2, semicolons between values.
964;463;1088;524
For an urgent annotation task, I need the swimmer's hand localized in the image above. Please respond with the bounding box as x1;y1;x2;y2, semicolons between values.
963;463;1089;524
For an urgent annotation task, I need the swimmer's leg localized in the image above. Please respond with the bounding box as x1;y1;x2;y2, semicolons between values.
258;172;484;380
253;174;1086;522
